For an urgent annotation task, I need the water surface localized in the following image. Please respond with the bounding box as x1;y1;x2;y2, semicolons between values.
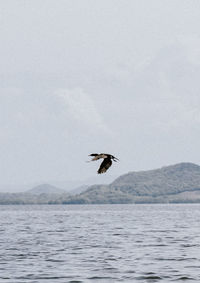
0;204;200;282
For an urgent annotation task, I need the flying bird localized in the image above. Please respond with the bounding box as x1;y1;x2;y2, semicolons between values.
88;153;119;174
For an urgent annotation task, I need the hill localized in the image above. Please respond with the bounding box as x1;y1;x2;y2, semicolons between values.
111;163;200;196
69;185;89;195
62;163;200;204
27;184;66;195
1;163;200;204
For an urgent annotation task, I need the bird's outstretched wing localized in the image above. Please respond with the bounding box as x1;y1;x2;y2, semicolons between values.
89;153;107;161
98;158;112;174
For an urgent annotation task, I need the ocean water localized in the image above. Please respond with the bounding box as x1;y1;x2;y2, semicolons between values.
0;204;200;283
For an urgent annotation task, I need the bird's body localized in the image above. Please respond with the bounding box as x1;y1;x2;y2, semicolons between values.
88;153;119;174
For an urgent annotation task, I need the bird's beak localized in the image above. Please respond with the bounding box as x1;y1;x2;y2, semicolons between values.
114;158;119;162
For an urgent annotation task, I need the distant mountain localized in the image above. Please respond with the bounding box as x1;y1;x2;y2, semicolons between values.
67;175;117;195
62;163;200;204
69;185;89;195
0;175;117;193
1;163;200;204
0;183;68;205
50;174;117;192
27;184;66;195
111;162;200;196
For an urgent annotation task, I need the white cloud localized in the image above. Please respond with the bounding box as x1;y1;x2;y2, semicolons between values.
56;88;111;134
179;34;200;65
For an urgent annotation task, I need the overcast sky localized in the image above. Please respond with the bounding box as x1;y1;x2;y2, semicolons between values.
1;0;200;190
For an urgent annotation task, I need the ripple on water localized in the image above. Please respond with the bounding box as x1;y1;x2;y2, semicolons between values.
0;204;200;282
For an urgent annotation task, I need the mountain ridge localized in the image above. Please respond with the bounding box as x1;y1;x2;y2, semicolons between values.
27;183;66;195
64;162;200;204
0;163;200;204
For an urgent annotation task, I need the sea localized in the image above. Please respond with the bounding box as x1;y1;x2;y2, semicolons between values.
0;204;200;283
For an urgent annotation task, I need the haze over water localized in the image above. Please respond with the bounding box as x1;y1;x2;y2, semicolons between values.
0;204;199;282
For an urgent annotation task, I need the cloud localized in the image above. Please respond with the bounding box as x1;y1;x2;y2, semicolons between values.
56;88;111;135
179;34;200;65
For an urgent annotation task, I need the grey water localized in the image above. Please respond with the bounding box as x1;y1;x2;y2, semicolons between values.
0;204;200;283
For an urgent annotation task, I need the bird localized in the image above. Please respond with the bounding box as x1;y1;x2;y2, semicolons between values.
88;153;119;174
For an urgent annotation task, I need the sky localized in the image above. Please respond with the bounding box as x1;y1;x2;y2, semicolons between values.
0;0;200;191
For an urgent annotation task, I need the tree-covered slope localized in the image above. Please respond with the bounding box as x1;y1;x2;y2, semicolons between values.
64;163;200;204
1;163;200;204
110;163;200;196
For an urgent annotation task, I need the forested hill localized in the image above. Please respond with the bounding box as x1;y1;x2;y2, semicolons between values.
65;163;200;204
1;163;200;204
111;162;200;196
